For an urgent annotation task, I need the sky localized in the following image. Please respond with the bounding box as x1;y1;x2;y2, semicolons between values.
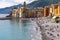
0;0;35;8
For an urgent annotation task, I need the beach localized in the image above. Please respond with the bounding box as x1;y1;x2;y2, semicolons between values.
33;17;60;40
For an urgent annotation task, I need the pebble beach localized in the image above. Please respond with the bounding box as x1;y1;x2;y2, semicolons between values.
33;17;60;40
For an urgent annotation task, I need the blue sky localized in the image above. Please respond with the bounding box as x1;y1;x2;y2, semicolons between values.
0;0;35;8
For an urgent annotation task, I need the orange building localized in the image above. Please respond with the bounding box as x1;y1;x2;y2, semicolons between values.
43;3;60;17
44;6;50;17
53;4;58;15
58;2;60;14
51;4;59;16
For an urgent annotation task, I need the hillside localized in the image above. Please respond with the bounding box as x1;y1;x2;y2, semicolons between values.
27;0;60;8
0;0;60;14
0;4;22;14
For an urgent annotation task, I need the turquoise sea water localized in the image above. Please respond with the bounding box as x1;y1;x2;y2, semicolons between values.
0;14;41;40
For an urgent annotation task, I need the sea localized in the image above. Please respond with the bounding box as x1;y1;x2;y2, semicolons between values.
0;14;42;40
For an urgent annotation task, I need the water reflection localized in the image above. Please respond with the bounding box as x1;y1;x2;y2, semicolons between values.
0;18;41;40
9;19;34;40
10;18;31;27
0;14;41;40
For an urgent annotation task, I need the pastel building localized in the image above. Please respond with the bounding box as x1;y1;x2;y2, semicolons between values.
49;6;53;16
17;7;25;18
49;4;55;16
50;4;60;16
11;2;35;18
12;2;27;18
53;4;58;15
12;8;18;17
32;7;44;17
44;3;60;17
58;2;60;14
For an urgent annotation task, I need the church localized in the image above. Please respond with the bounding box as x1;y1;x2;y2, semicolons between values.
11;2;31;18
7;2;44;18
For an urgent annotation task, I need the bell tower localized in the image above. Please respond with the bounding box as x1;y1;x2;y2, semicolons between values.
22;2;27;18
23;2;26;9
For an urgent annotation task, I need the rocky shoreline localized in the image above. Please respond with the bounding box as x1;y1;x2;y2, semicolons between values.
33;17;60;40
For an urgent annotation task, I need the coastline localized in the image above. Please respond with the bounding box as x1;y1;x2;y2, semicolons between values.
36;20;51;40
34;17;60;40
1;17;60;40
0;17;35;20
34;17;52;40
0;17;11;20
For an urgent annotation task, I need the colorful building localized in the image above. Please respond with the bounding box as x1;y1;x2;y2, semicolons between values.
44;3;60;17
8;2;60;18
11;2;44;18
32;7;44;17
12;8;18;17
58;2;60;14
53;4;58;16
12;2;27;18
44;6;50;17
50;3;60;16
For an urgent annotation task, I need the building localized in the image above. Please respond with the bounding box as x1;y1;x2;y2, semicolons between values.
53;4;58;16
44;6;50;17
12;8;18;17
44;3;60;17
8;2;60;18
11;2;28;18
32;7;44;17
13;1;35;18
11;2;44;18
58;2;60;14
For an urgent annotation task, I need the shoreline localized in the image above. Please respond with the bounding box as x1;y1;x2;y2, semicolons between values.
0;17;11;20
36;21;51;40
35;17;52;40
34;17;60;40
1;17;60;40
0;17;38;20
33;17;52;40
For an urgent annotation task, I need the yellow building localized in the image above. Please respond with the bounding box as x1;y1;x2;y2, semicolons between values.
12;2;27;18
43;2;60;17
9;2;60;18
54;4;58;15
43;3;60;17
58;2;60;14
17;7;25;17
51;4;60;16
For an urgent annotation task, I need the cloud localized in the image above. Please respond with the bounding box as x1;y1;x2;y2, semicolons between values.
13;0;35;4
0;2;15;8
0;0;35;8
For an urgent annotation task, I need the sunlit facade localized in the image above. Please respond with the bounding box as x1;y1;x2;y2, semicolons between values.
44;6;50;17
43;2;60;17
